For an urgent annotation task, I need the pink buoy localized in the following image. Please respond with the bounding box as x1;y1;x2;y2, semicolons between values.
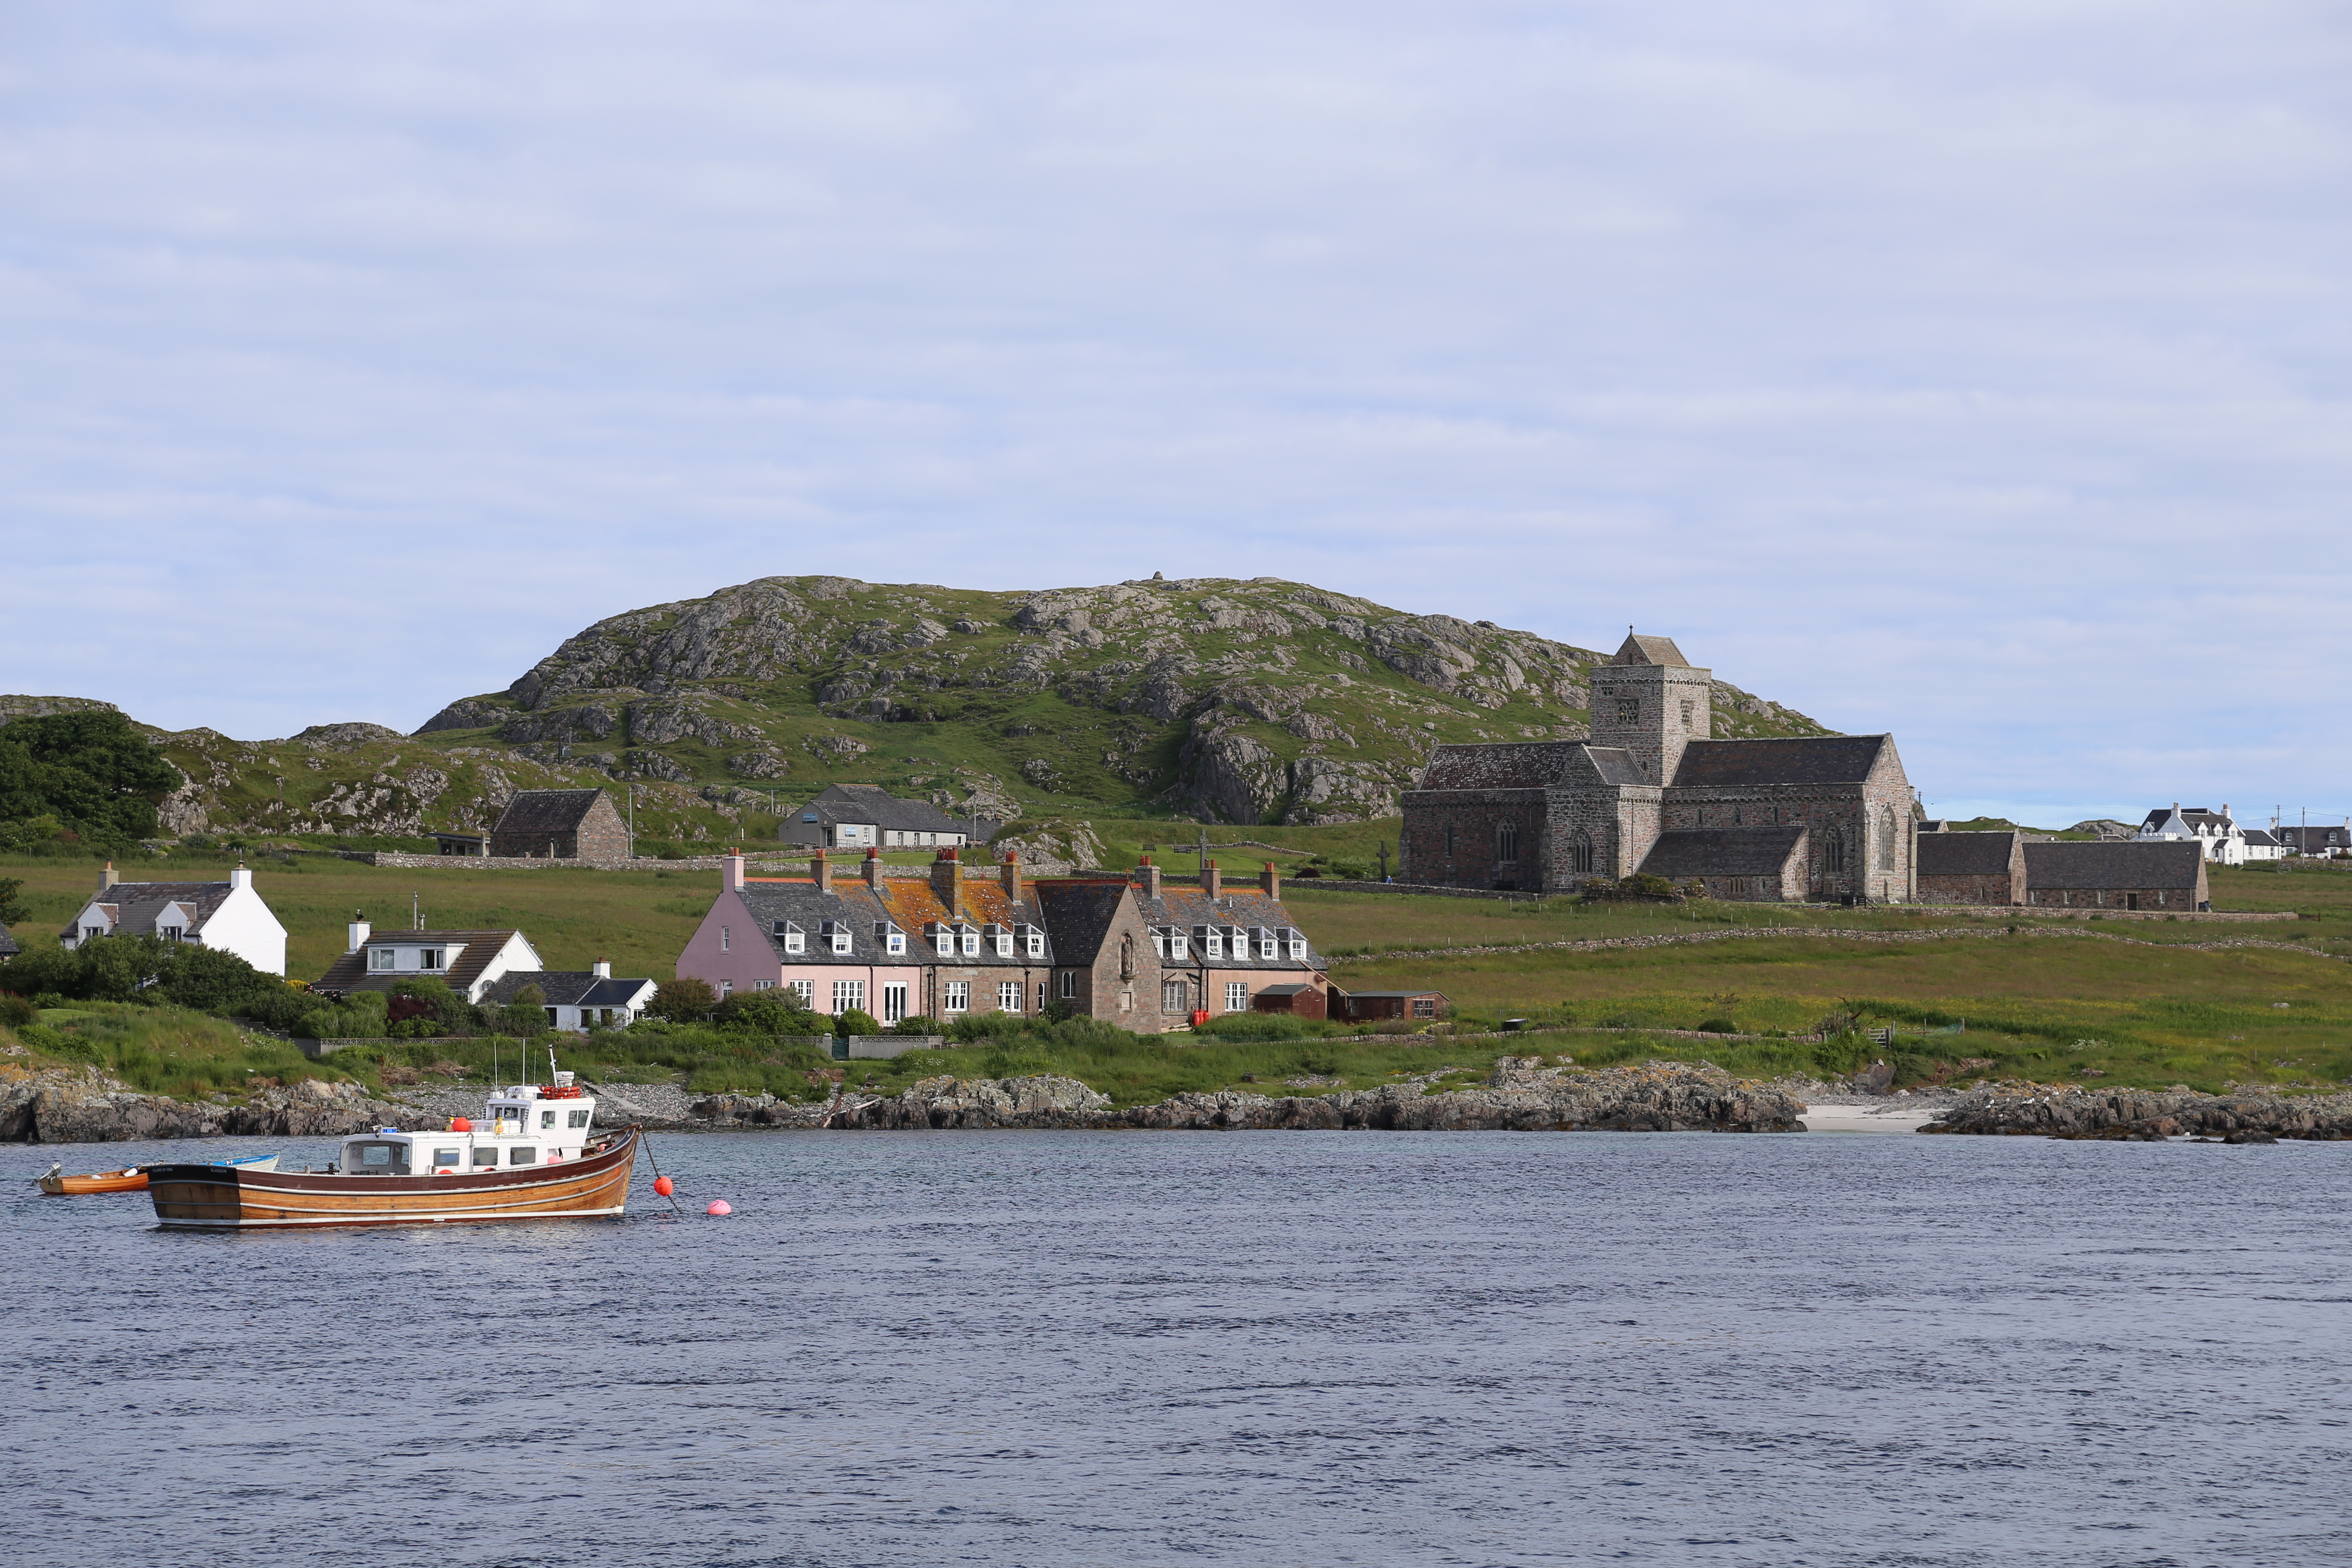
706;1199;732;1216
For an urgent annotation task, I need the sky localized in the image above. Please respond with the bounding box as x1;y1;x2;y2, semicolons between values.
3;1;2347;829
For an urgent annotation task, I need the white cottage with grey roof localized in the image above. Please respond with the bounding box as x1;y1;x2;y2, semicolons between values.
59;864;289;975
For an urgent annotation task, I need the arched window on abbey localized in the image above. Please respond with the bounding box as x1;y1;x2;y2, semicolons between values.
1823;827;1846;873
1444;821;1457;857
1571;831;1596;873
1877;808;1897;871
1496;821;1519;866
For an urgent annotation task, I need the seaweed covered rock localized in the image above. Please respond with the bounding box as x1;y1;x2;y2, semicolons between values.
1922;1082;2352;1141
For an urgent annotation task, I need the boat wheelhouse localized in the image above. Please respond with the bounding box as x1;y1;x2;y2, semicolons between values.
337;1074;604;1177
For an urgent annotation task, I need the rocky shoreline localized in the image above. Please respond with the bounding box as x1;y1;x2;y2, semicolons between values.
1920;1081;2352;1142
0;1066;437;1145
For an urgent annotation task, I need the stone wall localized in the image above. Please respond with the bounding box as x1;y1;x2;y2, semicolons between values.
2027;887;2204;912
1397;786;1550;890
1917;873;2022;905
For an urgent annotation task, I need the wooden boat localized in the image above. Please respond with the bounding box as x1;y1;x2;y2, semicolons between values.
39;1152;279;1196
145;1074;639;1229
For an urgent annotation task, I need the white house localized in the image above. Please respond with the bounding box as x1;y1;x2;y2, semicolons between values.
483;963;658;1032
58;863;290;976
312;919;544;1005
2135;804;2251;865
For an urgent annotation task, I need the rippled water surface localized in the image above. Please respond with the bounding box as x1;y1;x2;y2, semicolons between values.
6;1130;2351;1567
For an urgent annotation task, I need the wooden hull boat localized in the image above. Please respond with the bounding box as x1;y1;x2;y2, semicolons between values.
144;1126;640;1229
37;1152;279;1196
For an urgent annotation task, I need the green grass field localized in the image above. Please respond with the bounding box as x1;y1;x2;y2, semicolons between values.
10;853;2352;1104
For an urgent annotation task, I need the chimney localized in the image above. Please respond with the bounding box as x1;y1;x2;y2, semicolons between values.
593;958;611;979
346;911;371;954
229;864;252;890
813;847;833;895
1136;854;1160;900
723;851;746;891
930;847;962;912
1000;849;1023;903
1201;858;1221;899
1261;861;1280;899
864;845;885;889
101;861;118;891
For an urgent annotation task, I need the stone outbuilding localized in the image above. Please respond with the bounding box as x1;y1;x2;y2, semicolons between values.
1916;829;2027;905
1400;633;1916;902
2023;841;2209;911
488;789;631;860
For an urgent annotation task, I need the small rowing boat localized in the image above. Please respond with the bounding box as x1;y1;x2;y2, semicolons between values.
38;1152;279;1196
144;1072;639;1229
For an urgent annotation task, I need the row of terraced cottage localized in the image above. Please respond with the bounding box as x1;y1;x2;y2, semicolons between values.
675;848;1442;1031
1398;631;2213;912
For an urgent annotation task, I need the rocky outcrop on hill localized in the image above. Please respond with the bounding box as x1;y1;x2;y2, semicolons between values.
1923;1082;2352;1141
0;1066;436;1145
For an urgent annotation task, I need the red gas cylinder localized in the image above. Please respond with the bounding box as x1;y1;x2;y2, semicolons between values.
1190;1009;1210;1027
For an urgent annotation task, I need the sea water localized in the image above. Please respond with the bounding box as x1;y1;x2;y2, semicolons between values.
5;1130;2349;1567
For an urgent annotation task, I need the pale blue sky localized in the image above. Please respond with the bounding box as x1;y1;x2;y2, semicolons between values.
3;2;2347;828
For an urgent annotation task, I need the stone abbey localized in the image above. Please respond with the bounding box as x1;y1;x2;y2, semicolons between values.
1399;633;1919;902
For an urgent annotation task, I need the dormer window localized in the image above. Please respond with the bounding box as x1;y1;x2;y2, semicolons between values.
777;921;805;956
370;948;396;971
1168;929;1189;961
1200;927;1223;959
987;924;1012;958
159;925;184;943
960;926;980;958
1150;927;1168;959
1255;927;1277;959
418;949;444;971
931;924;954;956
875;921;906;956
821;921;852;956
1284;928;1306;959
1022;925;1046;959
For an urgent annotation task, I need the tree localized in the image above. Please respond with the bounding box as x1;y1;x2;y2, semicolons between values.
0;876;27;927
498;983;549;1038
647;976;717;1022
715;989;813;1035
386;975;473;1035
0;710;184;848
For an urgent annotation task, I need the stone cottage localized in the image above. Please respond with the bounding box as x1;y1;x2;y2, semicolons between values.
1400;633;1916;902
488;788;631;860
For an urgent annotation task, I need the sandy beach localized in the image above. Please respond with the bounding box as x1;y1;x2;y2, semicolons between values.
1798;1102;1942;1133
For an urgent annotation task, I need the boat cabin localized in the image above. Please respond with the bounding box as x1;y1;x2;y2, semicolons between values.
336;1073;600;1176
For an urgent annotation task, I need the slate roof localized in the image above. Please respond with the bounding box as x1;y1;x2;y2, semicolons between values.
731;873;1053;967
58;880;236;942
0;923;18;959
491;789;611;835
1669;735;1890;788
1584;747;1648;786
1031;879;1135;966
313;930;529;995
1636;827;1806;878
2280;825;2352;849
2024;841;2205;891
2241;829;2282;849
795;784;988;839
482;971;656;1008
1416;741;1583;791
1139;884;1322;969
1610;633;1691;667
1917;831;2021;877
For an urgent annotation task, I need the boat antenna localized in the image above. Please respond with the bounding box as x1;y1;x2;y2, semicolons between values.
548;1044;560;1084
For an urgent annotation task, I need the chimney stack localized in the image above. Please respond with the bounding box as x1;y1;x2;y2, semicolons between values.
101;861;118;892
723;851;746;891
1136;854;1160;900
1201;858;1221;899
593;958;611;979
1261;861;1280;899
1000;848;1023;903
931;847;962;912
229;864;251;890
864;845;885;889
812;847;833;895
346;910;371;954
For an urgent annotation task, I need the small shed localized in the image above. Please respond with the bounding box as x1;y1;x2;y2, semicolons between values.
1333;989;1449;1023
1250;982;1329;1020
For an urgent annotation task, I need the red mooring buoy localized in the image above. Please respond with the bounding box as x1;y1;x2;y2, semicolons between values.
653;1175;674;1197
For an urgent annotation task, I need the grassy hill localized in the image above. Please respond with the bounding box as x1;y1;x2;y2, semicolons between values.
5;575;1834;859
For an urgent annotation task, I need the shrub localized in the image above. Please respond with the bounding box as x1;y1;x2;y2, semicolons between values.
0;992;34;1028
714;989;815;1035
891;1014;941;1036
1197;1012;1319;1041
1695;1016;1740;1035
835;1007;881;1038
648;977;718;1022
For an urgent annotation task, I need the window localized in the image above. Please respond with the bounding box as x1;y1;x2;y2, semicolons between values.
991;926;1012;958
882;982;908;1023
371;948;395;971
509;1147;538;1166
361;1144;395;1168
833;979;867;1013
1204;928;1224;959
720;926;731;953
1285;929;1307;959
876;922;906;955
998;981;1023;1012
540;1110;556;1129
1496;821;1519;866
790;979;814;1006
960;928;980;957
933;925;954;956
431;1147;460;1168
1036;982;1047;1009
754;978;774;990
1024;927;1046;959
545;1006;559;1025
1163;979;1188;1011
1258;929;1277;959
719;978;733;997
1412;997;1436;1019
471;1148;499;1167
1877;808;1897;871
825;922;852;956
776;921;805;954
1615;698;1640;724
418;949;444;971
159;925;184;943
1823;828;1845;874
1059;970;1078;1000
1571;831;1596;873
1169;931;1189;960
567;1110;590;1129
944;981;970;1013
1679;700;1693;731
84;925;104;942
1226;982;1248;1012
1149;928;1168;959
